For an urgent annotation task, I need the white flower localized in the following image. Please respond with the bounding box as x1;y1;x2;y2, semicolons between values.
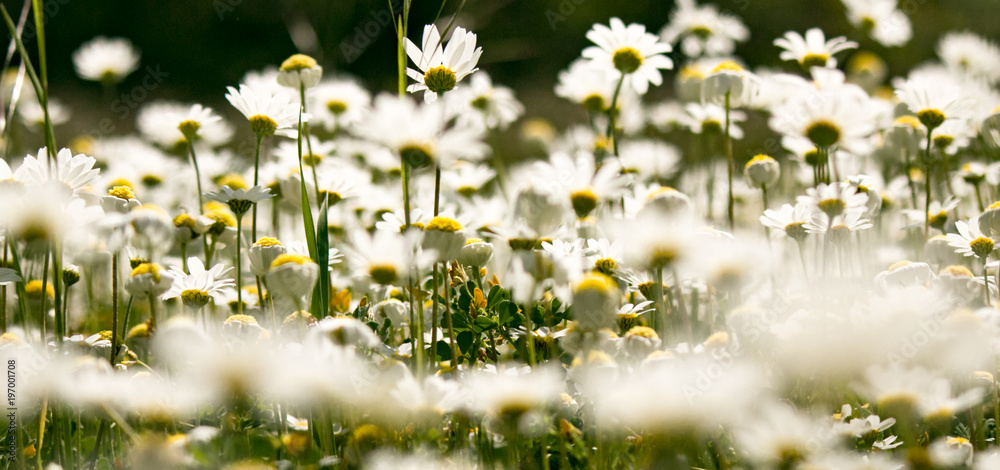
137;102;233;148
405;24;483;103
582;18;674;95
841;0;911;47
946;217;995;259
72;36;140;83
659;0;749;58
163;257;235;303
308;79;371;131
225;84;304;138
448;72;523;131
938;32;1000;83
276;54;323;90
774;28;857;69
15;147;101;197
359;94;488;169
555;58;620;112
895;75;973;130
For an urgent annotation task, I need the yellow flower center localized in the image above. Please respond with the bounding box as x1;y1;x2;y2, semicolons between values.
424;216;463;232
270;253;313;268
369;263;398;285
217;173;248;191
570;188;599;219
249;114;278;137
107;185;136;200
800;53;829;69
806;120;841;148
917;109;945;130
280;54;318;72
254;237;282;247
326;100;347;115
178;120;200;141
612;47;644;74
423;66;457;94
712;61;743;73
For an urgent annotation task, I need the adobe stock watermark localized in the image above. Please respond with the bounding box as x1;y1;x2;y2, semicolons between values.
339;0;403;64
546;0;586;31
81;65;169;139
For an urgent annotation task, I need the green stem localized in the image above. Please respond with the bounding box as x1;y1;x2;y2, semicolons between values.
235;215;243;316
724;91;734;231
252;134;262;241
924;129;934;245
188;142;206;214
606;75;625;158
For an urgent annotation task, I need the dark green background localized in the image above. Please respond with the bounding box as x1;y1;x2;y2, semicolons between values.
1;0;998;139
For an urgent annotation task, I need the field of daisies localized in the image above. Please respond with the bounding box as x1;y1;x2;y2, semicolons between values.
6;0;1000;468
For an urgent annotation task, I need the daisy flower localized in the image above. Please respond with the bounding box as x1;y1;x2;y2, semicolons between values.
938;32;1000;83
946;217;995;259
72;36;140;84
205;185;273;217
617;140;681;180
701;61;758;107
359;93;488;169
770;88;875;155
15;147;101;197
684;102;746;138
308;79;371;131
448;72;524;131
760;203;816;241
225;84;303;139
137;102;233;149
404;24;483;103
163;257;235;307
276;53;323;90
841;0;912;47
555;58;620;113
805;209;873;239
797;182;869;220
658;0;749;58
582;17;674;95
894;76;973;132
529;151;629;220
773;28;858;69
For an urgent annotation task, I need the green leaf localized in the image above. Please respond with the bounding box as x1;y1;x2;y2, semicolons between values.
473;315;497;333
486;284;507;309
435;340;451;361
451;311;473;331
313;196;331;319
497;301;522;328
457;330;473;354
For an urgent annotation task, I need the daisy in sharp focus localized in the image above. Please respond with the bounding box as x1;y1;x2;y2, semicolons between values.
774;28;858;70
582;18;674;95
225;84;303;139
659;0;749;58
946;216;995;260
405;24;483;103
72;36;140;84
